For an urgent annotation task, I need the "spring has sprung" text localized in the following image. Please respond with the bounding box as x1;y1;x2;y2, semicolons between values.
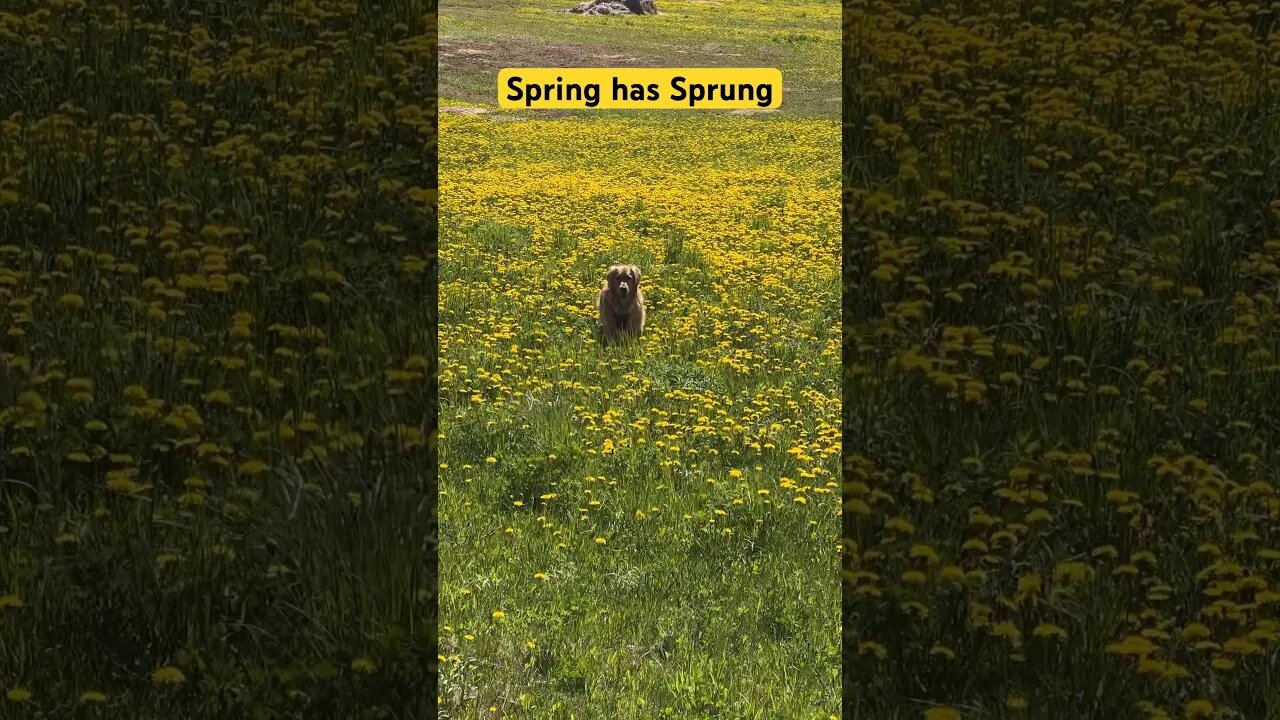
504;74;775;109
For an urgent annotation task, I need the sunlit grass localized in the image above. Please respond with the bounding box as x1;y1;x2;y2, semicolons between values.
438;104;840;719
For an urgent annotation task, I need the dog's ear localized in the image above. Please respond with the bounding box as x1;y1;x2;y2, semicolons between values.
630;265;641;283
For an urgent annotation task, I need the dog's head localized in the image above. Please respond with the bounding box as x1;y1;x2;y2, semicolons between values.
606;264;641;302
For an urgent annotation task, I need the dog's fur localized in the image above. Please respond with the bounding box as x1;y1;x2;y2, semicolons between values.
596;264;645;345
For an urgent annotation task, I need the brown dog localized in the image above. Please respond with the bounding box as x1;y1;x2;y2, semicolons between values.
596;264;645;345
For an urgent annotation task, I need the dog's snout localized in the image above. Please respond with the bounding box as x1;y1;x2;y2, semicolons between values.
618;283;630;296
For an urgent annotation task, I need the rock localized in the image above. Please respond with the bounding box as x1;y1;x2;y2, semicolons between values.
568;0;657;15
620;0;657;12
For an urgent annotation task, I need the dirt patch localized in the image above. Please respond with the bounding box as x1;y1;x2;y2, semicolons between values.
728;108;781;116
667;46;743;57
440;106;491;115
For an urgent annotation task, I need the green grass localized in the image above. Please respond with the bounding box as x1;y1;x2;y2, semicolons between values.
439;0;839;119
437;115;841;717
437;3;840;711
440;391;838;717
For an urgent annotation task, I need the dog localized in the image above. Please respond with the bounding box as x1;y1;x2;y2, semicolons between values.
596;264;645;345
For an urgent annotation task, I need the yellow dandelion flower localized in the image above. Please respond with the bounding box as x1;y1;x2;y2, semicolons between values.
151;666;185;685
6;687;31;702
237;459;269;476
858;641;887;659
929;644;956;659
1184;699;1213;718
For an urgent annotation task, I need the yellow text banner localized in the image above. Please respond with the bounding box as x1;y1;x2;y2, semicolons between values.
497;68;782;110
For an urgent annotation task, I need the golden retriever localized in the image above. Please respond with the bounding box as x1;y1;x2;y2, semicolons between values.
596;264;645;345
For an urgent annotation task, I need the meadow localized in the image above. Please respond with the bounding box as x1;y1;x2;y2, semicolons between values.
437;0;840;717
0;0;434;717
439;0;839;118
844;1;1280;718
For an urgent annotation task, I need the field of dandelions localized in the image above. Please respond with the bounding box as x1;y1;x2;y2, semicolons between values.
844;1;1280;719
0;0;435;717
436;2;840;717
438;114;840;718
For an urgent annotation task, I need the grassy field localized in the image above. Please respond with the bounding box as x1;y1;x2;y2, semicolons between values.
439;0;839;119
0;0;434;717
844;1;1280;718
437;0;840;717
